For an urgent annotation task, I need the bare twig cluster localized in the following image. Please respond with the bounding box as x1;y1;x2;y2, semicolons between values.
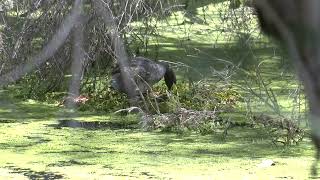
253;114;304;145
141;107;220;130
0;0;181;101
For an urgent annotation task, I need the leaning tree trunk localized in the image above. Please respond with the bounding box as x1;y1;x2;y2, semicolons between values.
253;0;320;175
93;0;139;105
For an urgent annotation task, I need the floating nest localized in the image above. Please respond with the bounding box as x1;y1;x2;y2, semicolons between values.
253;114;305;145
141;108;222;130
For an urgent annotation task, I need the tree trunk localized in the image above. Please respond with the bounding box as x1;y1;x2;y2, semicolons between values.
254;0;320;175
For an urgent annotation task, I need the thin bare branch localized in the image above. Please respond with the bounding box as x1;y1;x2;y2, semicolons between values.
0;0;83;87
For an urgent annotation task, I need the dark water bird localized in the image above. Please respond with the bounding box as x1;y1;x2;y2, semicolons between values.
110;56;176;95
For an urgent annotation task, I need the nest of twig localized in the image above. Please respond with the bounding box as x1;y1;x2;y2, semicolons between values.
141;108;222;130
253;114;305;145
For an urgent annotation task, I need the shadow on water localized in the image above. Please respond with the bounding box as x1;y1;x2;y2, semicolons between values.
50;119;139;130
0;136;51;150
0;120;18;123
5;165;63;180
47;160;94;167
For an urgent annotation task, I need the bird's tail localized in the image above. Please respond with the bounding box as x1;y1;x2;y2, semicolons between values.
164;66;176;90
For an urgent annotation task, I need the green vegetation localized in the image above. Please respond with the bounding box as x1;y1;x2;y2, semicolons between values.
0;93;315;179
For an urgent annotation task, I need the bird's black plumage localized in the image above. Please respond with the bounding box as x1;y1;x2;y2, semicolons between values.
110;57;176;94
